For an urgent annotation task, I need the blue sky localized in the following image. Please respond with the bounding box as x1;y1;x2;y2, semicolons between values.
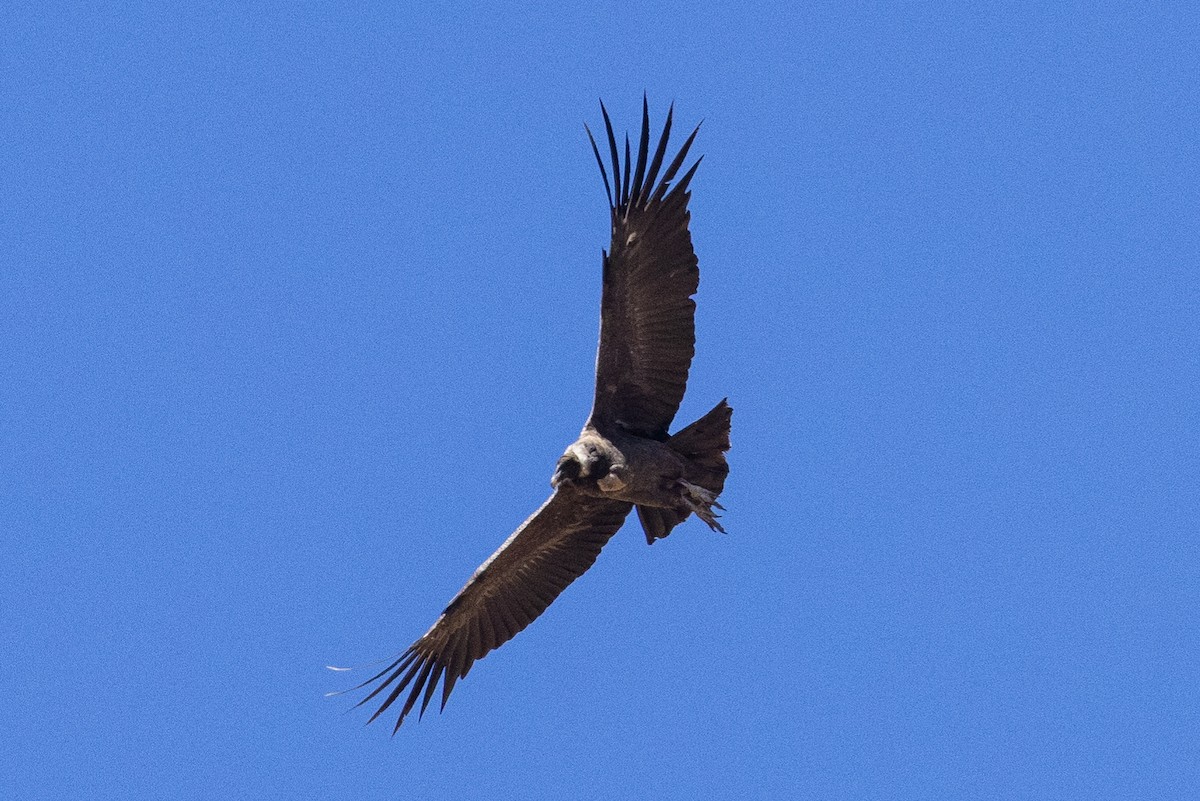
3;3;1197;799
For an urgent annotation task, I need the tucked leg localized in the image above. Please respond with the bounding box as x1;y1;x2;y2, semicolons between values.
597;463;629;492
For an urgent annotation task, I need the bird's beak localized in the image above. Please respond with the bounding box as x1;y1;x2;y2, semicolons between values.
552;456;579;490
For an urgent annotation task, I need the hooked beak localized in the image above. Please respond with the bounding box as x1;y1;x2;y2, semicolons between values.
552;456;580;489
551;467;572;490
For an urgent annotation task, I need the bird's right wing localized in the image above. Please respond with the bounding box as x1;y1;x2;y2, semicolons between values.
349;490;632;732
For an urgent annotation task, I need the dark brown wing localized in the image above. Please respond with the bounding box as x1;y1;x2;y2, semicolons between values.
350;490;632;732
584;97;703;439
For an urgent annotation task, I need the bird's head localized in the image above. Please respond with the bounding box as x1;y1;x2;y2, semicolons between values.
551;440;611;489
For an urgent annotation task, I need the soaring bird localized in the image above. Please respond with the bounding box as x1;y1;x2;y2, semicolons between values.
343;99;731;732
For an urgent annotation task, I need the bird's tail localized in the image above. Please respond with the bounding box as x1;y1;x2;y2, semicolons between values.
637;399;732;543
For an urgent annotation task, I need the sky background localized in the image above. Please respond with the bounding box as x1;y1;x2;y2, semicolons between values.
3;3;1198;799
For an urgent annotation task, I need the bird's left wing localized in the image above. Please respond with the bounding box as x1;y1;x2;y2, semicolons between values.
585;98;703;439
348;490;632;732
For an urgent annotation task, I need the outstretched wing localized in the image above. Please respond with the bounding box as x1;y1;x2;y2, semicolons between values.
350;490;632;732
585;98;703;439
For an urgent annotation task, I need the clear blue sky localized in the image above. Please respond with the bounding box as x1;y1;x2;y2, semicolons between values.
3;3;1197;799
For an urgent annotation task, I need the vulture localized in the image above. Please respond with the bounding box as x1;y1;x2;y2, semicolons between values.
341;99;731;732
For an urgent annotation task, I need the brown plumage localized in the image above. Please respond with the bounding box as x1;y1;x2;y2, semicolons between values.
342;99;731;733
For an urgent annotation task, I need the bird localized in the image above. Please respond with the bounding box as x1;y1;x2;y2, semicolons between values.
341;98;731;732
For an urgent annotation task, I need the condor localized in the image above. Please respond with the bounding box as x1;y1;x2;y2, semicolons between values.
342;99;731;732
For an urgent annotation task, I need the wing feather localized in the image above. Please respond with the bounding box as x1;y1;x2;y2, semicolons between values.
630;95;651;201
585;123;614;207
587;100;704;437
641;103;674;202
600;102;622;202
350;490;632;730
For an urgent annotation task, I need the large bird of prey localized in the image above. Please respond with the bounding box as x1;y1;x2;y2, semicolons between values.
344;99;731;732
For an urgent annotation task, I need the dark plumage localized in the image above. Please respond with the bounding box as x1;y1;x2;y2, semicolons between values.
341;99;731;732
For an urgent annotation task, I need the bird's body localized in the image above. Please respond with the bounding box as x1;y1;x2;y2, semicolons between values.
557;410;731;534
342;99;731;732
558;426;680;502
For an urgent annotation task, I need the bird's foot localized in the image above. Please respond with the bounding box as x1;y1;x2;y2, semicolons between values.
597;466;628;492
678;480;726;533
